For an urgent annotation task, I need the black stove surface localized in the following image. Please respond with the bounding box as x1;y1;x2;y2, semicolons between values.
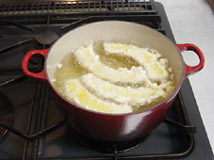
0;1;213;159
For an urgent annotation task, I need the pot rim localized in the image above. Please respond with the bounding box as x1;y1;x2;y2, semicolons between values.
44;20;185;116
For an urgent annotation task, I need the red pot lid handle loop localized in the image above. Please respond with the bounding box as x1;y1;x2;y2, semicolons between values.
22;49;49;81
176;44;205;78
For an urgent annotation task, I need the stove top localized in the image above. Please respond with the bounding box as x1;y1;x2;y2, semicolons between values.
0;0;213;159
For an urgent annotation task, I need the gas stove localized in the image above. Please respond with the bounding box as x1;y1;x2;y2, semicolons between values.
0;0;213;159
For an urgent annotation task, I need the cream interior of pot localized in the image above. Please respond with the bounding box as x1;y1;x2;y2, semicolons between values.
46;21;184;101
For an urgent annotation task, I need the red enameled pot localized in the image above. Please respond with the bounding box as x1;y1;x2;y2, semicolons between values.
22;21;204;142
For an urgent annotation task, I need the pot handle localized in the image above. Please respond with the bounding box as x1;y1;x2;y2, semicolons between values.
176;44;205;78
22;49;49;81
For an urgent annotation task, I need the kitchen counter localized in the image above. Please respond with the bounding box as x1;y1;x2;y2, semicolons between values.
157;0;214;153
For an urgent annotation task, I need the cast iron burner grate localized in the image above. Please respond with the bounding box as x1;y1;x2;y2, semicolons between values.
0;93;14;141
0;1;195;159
0;0;213;160
0;91;195;160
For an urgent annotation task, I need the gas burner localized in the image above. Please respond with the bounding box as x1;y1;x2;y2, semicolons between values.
0;92;14;141
35;31;59;45
81;134;150;153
